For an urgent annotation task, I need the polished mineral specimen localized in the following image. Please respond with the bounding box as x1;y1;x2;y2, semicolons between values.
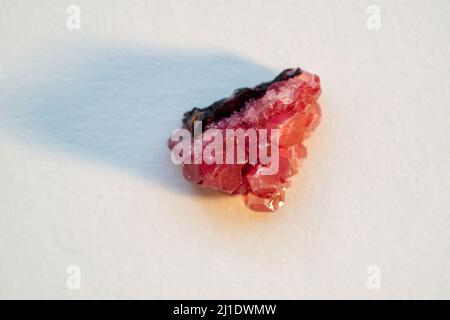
169;68;321;212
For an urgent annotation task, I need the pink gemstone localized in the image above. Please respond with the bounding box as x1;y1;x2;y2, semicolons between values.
245;188;286;212
217;165;244;194
169;68;321;212
246;166;280;196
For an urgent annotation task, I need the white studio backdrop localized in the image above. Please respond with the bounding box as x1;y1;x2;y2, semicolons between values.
0;0;449;299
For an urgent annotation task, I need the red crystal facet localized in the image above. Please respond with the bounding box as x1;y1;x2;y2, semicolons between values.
169;69;321;212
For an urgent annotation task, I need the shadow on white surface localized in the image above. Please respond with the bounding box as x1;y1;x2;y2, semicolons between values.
6;46;276;195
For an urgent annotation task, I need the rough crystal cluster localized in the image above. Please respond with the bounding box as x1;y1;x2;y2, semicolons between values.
169;68;321;211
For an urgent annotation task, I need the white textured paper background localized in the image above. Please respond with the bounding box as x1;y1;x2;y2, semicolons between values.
0;0;449;299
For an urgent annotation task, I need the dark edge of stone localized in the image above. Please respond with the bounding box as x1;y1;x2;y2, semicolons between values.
182;67;303;133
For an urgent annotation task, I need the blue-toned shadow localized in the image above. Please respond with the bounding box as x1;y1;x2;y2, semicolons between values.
9;46;275;192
